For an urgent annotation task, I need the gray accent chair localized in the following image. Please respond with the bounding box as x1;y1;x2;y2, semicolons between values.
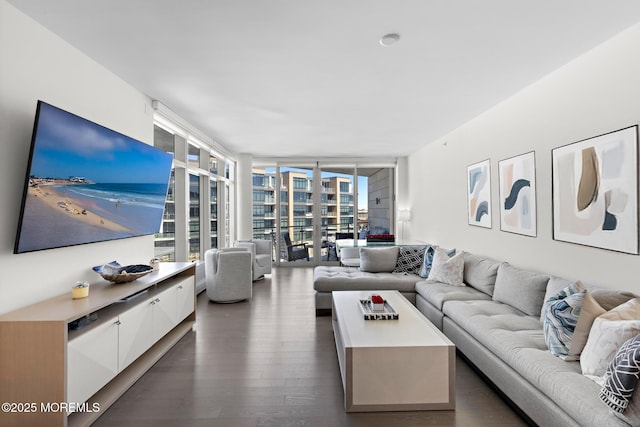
234;239;272;281
204;248;252;303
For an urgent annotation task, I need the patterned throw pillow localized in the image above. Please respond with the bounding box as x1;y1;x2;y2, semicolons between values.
393;246;426;275
427;247;465;286
543;281;587;360
600;333;640;414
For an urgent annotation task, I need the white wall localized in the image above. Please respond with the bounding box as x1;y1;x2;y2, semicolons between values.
408;23;640;292
0;1;156;314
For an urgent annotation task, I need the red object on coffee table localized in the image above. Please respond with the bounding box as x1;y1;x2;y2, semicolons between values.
371;295;384;304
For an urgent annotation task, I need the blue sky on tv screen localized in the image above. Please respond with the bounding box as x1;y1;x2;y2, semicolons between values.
30;102;172;184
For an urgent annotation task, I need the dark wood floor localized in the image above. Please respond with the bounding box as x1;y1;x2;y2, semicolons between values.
93;267;528;427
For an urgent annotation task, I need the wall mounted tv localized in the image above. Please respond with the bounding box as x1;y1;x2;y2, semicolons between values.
14;101;173;254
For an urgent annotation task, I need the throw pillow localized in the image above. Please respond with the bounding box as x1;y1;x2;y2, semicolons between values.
419;246;455;278
419;245;436;278
393;246;426;275
358;246;399;273
540;276;576;320
427;247;465;286
492;263;549;317
600;333;640;414
542;281;605;360
581;298;640;377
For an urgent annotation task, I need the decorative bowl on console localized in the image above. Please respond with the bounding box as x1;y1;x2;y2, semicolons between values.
93;261;153;283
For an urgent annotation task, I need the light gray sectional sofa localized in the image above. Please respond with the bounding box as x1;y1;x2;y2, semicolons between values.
314;246;423;315
313;249;640;426
313;266;420;315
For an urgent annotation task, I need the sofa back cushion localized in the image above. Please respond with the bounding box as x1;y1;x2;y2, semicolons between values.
359;247;399;273
463;253;502;296
492;263;550;316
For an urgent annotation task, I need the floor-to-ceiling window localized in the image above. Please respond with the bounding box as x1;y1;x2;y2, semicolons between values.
188;173;200;262
209;155;218;250
153;125;176;261
152;115;235;262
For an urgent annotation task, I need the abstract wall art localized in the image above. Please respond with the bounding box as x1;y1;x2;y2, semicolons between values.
552;126;638;254
467;159;492;228
499;152;537;237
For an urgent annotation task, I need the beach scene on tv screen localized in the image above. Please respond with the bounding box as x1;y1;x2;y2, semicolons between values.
16;102;173;253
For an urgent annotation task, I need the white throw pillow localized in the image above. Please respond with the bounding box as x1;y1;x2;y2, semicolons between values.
581;298;640;377
427;247;465;286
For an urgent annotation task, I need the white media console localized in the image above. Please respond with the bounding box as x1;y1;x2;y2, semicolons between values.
0;262;196;427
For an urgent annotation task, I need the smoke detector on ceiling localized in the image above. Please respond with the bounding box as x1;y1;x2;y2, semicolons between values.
379;33;400;46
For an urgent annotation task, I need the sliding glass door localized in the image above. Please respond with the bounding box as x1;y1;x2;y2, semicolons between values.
251;163;395;266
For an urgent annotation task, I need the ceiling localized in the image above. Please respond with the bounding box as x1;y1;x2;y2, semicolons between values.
8;1;640;158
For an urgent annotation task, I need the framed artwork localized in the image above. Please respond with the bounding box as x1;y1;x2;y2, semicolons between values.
467;159;491;228
499;151;537;237
552;126;639;254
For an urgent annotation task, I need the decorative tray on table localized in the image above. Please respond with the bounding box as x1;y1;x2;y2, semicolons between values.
358;298;399;320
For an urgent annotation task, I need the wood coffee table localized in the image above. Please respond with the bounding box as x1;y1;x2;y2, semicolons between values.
332;290;455;412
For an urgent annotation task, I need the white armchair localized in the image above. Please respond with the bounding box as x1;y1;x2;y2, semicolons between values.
204;248;253;303
234;239;272;281
339;246;361;268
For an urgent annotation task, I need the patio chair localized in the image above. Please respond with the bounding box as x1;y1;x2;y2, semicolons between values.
278;231;310;262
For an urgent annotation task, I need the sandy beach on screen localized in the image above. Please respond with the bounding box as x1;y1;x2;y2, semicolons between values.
28;185;133;233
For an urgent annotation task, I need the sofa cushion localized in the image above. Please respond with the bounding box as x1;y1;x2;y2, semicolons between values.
463;253;501;296
359;247;399;273
581;298;640;378
393;245;426;275
416;280;491;310
427;247;465;286
542;282;605;361
443;299;632;426
492;263;549;316
313;266;420;293
444;299;547;354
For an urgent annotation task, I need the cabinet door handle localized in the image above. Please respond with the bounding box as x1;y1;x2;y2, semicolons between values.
155;298;161;303
178;285;183;289
115;320;121;326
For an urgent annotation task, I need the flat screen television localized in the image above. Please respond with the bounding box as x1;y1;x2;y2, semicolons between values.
14;101;173;254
